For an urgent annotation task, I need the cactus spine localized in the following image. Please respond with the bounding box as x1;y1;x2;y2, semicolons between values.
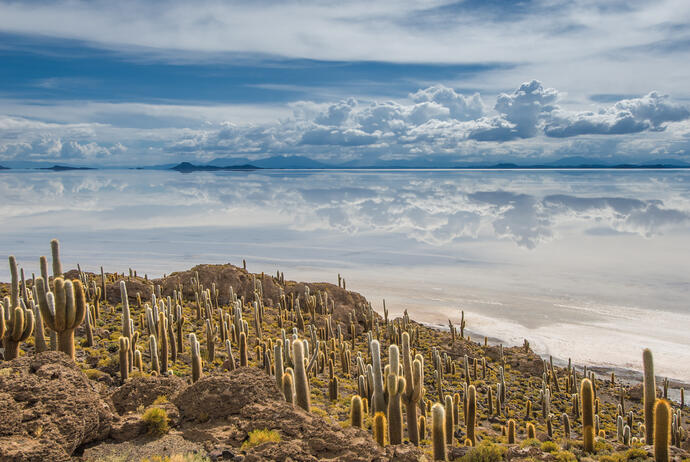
350;395;364;428
643;348;656;444
581;378;595;453
432;402;447;461
293;339;311;412
654;400;671;462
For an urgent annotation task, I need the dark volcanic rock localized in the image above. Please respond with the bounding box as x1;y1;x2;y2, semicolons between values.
0;351;116;458
110;374;186;414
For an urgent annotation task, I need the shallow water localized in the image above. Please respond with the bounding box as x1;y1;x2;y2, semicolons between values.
1;168;689;380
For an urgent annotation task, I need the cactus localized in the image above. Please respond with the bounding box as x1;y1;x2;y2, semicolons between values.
373;412;387;446
35;276;85;360
119;336;130;381
239;331;248;367
444;395;454;445
370;339;386;416
466;385;477;446
418;415;426;440
527;422;536;439
387;344;405;445
190;333;202;382
205;319;216;362
293;339;311;412
654;400;671;462
149;335;160;374
50;239;62;278
282;371;294;404
581;378;595;453
274;342;283;387
643;348;656;445
350;395;364;428
159;312;168;374
432;402;446;461
563;413;571;439
507;419;516;443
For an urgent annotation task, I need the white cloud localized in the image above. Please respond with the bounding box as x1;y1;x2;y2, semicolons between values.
1;81;689;165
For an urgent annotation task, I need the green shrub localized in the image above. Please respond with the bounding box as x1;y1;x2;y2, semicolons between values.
460;440;507;462
241;429;281;450
553;450;577;462
142;407;169;436
623;448;649;462
540;441;559;453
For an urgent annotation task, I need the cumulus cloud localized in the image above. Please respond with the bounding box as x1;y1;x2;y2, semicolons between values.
545;92;690;137
1;82;689;165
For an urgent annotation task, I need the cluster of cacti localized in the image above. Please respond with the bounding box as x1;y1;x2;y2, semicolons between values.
1;239;689;462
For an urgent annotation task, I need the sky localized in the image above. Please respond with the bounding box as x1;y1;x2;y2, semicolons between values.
1;0;690;166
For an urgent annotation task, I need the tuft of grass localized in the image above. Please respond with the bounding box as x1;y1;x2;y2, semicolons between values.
141;455;210;462
153;395;169;405
241;429;281;450
460;440;507;462
142;407;169;436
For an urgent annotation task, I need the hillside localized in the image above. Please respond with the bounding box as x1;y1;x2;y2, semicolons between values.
0;241;687;461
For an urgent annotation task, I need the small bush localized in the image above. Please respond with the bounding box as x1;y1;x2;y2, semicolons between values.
142;407;169;436
241;429;281;450
520;438;540;448
553;450;577;462
460;440;507;462
540;441;559;453
153;395;169;405
623;448;649;462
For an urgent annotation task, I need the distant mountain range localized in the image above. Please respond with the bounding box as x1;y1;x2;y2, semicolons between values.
1;156;690;171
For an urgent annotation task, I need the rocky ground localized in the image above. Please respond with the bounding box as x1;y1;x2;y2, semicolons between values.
0;263;688;461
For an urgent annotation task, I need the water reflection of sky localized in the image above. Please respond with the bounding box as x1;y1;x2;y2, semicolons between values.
2;169;689;379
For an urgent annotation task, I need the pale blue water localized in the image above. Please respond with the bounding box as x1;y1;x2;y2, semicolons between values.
1;168;689;379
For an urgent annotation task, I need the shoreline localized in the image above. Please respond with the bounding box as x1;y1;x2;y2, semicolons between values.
421;321;690;399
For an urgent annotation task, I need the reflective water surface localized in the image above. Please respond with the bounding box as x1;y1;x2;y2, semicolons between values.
1;169;689;379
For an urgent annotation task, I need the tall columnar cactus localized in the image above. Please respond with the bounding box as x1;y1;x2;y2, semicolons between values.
3;257;35;360
51;239;62;278
373;412;387;447
274;342;283;388
190;333;202;383
507;419;516;443
386;344;405;444
370;339;386;416
527;422;536;439
120;281;132;340
401;332;424;445
282;370;294;404
581;378;595;453
205;319;216;362
36;276;85;360
293;339;311;412
563;413;571;439
444;395;454;445
239;331;248;367
149;335;160;374
467;385;477;446
654;400;671;462
159;312;168;374
432;402;446;461
643;348;656;444
119;336;130;381
350;395;364;428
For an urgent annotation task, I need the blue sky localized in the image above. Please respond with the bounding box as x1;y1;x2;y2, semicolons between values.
1;0;690;166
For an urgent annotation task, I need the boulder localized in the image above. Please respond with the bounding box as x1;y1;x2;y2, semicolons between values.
0;351;116;458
